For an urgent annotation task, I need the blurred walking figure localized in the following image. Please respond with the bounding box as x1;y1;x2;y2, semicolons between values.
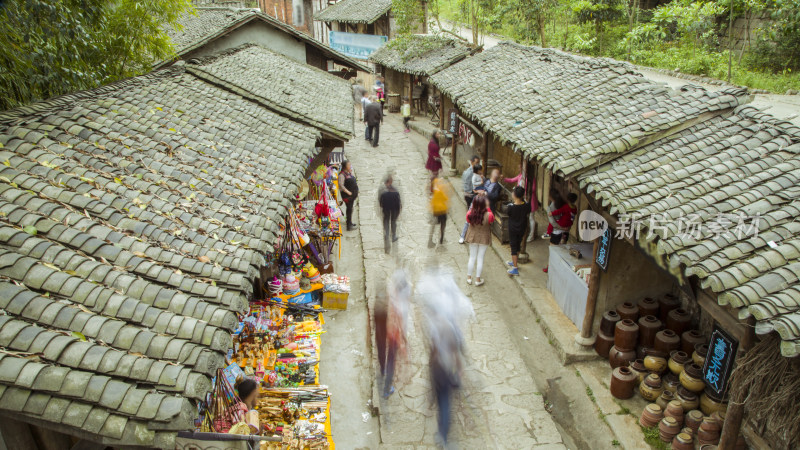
401;97;411;132
417;266;472;448
364;95;383;147
465;193;494;286
426;130;443;177
428;176;450;248
383;268;411;398
338;160;359;231
352;79;366;120
379;173;401;253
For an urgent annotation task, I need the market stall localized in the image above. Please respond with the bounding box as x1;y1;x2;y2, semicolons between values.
546;242;593;328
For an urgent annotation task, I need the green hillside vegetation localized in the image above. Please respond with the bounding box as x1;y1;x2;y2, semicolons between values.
409;0;800;92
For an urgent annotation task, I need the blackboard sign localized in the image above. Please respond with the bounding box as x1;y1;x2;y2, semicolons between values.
596;228;612;271
448;109;458;134
702;325;739;397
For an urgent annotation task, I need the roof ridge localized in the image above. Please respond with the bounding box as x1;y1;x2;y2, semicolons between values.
735;104;800;140
0;66;185;125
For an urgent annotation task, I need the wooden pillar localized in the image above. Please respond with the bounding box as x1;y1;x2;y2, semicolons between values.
577;238;601;343
0;417;38;449
718;316;756;449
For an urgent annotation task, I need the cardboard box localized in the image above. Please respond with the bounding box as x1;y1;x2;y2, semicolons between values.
322;291;349;310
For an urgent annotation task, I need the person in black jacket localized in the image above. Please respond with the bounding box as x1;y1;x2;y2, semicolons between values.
378;173;401;253
364;95;383;148
338;160;359;230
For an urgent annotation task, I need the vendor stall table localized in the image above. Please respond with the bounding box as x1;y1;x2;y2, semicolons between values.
547;243;593;328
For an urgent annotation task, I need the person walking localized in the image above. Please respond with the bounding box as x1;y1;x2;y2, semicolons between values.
429;312;464;447
465;193;494;286
338;160;359;231
352;79;366;120
458;156;480;244
401;97;411;133
361;92;371;141
364;95;383;148
383;268;410;398
379;173;401;253
425;130;443;176
428;176;450;248
505;186;531;276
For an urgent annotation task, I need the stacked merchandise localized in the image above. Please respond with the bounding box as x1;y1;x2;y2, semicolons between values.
321;273;350;310
198;301;333;449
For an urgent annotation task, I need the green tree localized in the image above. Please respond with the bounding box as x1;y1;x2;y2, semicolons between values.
749;0;800;71
0;0;191;111
573;0;623;52
507;0;558;47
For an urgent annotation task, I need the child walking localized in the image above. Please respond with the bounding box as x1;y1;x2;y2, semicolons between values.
401;97;411;133
506;186;531;276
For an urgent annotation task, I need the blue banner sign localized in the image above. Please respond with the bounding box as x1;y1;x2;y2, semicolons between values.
329;31;388;60
702;325;739;397
596;227;611;271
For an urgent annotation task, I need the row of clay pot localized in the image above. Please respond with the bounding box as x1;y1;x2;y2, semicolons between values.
643;401;727;445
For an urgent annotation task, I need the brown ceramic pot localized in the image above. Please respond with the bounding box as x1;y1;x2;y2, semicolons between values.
668;350;691;375
616;301;639;322
600;310;622;336
680;363;706;392
629;359;648;385
659;294;681;321
640;374;664;401
614;319;639;351
664;399;685;424
682;330;706;354
594;331;615;359
710;411;725;428
636;345;648;360
693;343;709;367
638;315;662;348
656;390;674;410
700;387;726;415
638;297;660;318
663;373;681;394
654;329;681;354
677;387;700;411
659;416;681;442
685;409;704;434
639;403;664;428
666;308;692;335
609;345;637;369
672;432;694;450
610;367;638;399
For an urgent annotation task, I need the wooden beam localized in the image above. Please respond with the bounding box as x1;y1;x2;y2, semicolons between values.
695;288;747;343
70;440;106;450
31;425;73;450
305;146;335;178
581;237;602;339
0;417;37;450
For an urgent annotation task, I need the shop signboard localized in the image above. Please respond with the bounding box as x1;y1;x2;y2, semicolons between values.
596;227;612;271
329;31;388;60
702;325;739;397
448;109;458;134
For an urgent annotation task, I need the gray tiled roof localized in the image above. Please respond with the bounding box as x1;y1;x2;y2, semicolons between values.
369;35;475;76
163;7;370;72
314;0;392;24
187;44;354;139
429;42;750;177
0;65;319;446
580;106;800;357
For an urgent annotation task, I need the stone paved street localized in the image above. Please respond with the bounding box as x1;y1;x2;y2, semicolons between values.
341;114;566;449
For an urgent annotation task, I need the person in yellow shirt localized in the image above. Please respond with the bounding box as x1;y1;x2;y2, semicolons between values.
428;176;450;248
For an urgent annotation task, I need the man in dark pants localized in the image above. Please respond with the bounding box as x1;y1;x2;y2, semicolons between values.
364;95;383;147
378;174;401;253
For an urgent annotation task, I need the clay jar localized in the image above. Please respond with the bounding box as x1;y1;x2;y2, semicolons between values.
659;294;681;321
656;390;674;410
685;409;704;434
609;345;637;369
680;363;706;393
682;330;706;354
614;319;639;351
664;399;685;424
666;308;692;335
698;417;721;444
654;329;681;354
663;373;681;394
638;315;662;348
629;359;648;385
640;403;664;428
594;331;615;359
677;387;700;411
616;302;639;322
668;350;691;375
693;343;709;367
700;391;725;415
610;367;638;399
638;297;660;318
600;310;622;336
659;416;681;442
644;349;668;374
640;373;664;402
672;432;694;450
